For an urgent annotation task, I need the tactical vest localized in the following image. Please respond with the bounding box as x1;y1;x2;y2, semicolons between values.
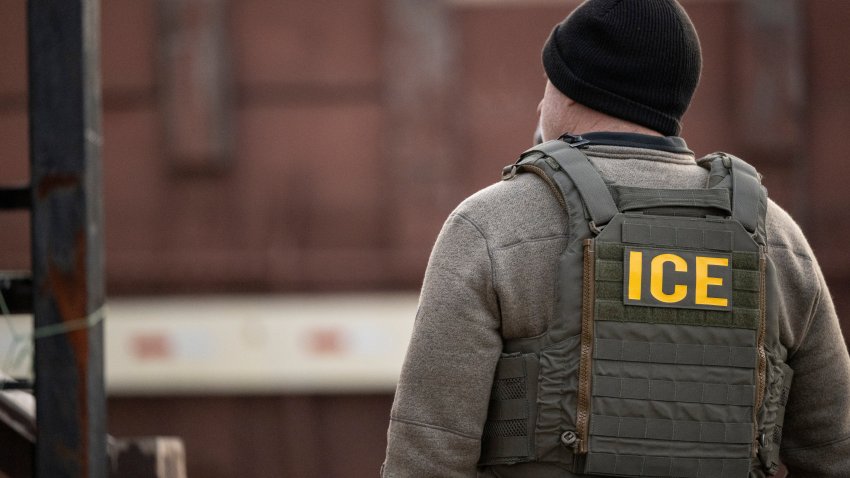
479;137;793;478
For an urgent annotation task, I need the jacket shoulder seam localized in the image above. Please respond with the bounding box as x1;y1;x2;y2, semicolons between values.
495;233;570;251
390;416;479;440
454;212;497;291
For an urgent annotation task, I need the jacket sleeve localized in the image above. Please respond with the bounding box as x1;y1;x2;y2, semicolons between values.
382;212;503;478
780;263;850;476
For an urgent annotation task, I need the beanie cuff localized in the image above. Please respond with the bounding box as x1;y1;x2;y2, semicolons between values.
543;30;683;136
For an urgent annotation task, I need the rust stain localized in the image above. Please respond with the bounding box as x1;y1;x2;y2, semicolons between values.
37;174;80;200
46;229;90;471
47;231;89;335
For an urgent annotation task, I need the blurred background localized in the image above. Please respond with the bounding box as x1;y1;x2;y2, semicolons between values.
1;0;848;476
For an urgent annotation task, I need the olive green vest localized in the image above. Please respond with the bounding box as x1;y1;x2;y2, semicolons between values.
479;137;792;477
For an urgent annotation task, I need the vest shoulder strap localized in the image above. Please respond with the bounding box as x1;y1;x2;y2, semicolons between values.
511;142;768;243
518;139;618;232
702;152;768;243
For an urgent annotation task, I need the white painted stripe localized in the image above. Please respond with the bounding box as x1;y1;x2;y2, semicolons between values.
0;294;418;395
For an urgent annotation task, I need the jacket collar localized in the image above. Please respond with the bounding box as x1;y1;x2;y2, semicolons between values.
574;131;692;155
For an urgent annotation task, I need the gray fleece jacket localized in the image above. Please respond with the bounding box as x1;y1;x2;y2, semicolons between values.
382;135;850;477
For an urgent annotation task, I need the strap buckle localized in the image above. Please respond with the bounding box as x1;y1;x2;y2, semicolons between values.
559;133;591;148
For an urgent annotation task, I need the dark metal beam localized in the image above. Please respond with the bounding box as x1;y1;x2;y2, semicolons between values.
28;0;105;477
0;187;32;210
0;272;33;314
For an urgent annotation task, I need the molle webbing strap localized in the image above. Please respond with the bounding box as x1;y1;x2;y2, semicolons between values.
594;242;762;329
590;415;754;444
525;140;618;231
585;453;750;478
594;339;757;368
613;186;732;215
729;156;764;236
592;376;756;407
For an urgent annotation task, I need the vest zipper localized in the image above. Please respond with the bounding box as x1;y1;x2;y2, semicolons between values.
575;239;596;455
753;252;768;456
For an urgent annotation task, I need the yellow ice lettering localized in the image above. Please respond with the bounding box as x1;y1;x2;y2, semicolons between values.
695;256;729;307
628;250;643;300
624;247;732;310
650;253;688;303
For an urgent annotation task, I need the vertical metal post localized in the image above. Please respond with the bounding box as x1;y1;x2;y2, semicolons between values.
28;0;105;477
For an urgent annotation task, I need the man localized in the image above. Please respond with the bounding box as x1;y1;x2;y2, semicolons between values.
382;1;850;476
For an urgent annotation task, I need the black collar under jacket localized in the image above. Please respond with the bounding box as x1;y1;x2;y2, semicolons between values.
574;131;692;155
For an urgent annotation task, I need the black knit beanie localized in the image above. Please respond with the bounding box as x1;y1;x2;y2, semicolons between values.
542;0;702;136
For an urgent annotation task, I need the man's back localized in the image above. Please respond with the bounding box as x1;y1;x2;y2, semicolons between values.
383;137;850;476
